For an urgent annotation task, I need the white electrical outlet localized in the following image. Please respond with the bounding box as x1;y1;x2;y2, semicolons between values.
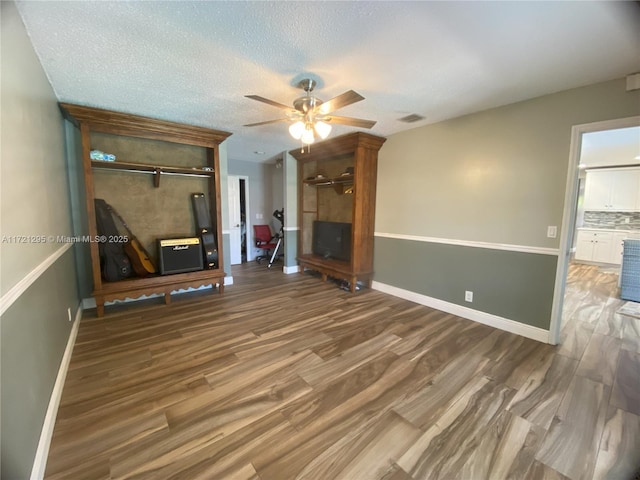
625;217;630;224
465;291;473;302
67;307;72;322
547;226;557;238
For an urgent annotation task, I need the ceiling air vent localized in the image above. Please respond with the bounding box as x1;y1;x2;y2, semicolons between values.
398;114;425;123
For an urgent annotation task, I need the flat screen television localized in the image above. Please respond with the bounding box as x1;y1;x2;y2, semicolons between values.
312;221;352;262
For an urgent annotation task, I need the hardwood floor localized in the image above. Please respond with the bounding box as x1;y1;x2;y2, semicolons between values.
45;262;640;480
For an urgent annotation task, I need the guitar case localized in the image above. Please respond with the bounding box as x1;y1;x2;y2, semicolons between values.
94;199;133;281
191;193;218;269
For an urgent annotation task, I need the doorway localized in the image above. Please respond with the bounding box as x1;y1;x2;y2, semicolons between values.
227;175;250;265
550;116;640;344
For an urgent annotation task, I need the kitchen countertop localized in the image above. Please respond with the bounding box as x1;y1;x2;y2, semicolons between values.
577;227;640;234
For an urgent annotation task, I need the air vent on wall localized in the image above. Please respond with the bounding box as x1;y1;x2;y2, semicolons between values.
398;114;426;123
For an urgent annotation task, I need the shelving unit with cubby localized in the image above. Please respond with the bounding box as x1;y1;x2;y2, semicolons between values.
60;103;231;317
292;132;386;292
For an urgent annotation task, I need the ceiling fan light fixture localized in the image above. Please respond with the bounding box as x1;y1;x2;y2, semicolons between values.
246;77;375;149
289;121;305;140
301;125;315;145
314;120;332;139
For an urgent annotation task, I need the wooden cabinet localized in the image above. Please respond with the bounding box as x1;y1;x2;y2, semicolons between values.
584;167;640;211
60;103;231;316
291;132;386;292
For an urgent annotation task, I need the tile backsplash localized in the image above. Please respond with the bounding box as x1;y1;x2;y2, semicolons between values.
583;211;640;230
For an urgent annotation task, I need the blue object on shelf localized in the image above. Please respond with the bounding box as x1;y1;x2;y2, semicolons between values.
90;150;116;162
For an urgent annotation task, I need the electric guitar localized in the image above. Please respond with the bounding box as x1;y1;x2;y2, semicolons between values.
106;203;157;276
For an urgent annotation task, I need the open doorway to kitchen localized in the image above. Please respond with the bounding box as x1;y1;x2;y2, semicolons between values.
550;116;640;351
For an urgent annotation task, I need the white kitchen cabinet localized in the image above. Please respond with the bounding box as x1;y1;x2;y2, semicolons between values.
584;170;614;210
592;235;613;263
575;230;613;262
575;232;597;261
584;167;640;211
575;229;640;265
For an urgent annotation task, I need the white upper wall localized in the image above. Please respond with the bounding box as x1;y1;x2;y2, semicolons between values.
0;1;73;296
375;78;640;249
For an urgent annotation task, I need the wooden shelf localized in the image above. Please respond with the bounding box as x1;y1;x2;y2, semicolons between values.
91;160;214;187
62;103;230;317
298;254;373;293
303;174;354;186
303;174;354;194
96;268;225;307
293;132;386;292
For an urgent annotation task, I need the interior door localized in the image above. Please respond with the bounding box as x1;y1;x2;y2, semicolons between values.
227;176;242;265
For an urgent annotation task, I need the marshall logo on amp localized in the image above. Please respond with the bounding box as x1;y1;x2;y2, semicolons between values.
158;237;204;275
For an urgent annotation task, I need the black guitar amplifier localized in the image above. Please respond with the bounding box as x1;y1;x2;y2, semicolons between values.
158;237;203;275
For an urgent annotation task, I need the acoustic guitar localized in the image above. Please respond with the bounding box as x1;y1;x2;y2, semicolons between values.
105;203;156;276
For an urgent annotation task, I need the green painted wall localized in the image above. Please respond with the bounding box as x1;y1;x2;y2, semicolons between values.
283;152;298;270
228;159;274;261
374;78;640;329
218;142;231;276
374;237;557;329
0;2;74;297
64;122;93;299
1;2;80;477
284;229;298;266
222;233;231;278
1;249;79;479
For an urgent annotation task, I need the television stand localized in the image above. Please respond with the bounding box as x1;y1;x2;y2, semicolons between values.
297;254;373;293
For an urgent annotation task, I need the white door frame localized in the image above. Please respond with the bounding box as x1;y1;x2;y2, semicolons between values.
548;115;640;345
227;175;251;264
240;176;252;261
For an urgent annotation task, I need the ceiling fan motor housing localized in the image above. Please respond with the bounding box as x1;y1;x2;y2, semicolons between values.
293;96;323;114
244;76;374;131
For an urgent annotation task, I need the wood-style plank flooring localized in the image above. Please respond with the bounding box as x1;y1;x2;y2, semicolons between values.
45;262;640;479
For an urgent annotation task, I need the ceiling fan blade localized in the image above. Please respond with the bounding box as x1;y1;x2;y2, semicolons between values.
243;118;288;127
326;115;376;129
245;95;292;111
318;90;364;114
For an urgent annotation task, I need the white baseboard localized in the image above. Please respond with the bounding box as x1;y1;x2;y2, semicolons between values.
371;281;550;344
283;265;301;274
31;302;82;480
224;276;234;285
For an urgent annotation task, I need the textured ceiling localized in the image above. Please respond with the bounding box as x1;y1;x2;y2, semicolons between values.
15;1;640;163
